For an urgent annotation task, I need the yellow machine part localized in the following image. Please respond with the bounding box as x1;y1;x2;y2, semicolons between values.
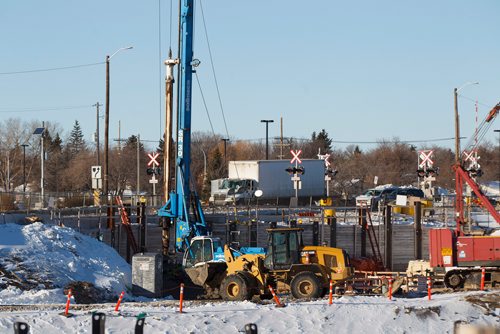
320;197;336;218
301;245;353;282
392;199;433;215
223;246;266;288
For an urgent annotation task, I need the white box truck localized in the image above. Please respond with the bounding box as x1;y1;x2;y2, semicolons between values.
209;159;326;205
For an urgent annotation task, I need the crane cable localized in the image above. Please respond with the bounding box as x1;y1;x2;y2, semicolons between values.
198;0;230;139
196;0;241;182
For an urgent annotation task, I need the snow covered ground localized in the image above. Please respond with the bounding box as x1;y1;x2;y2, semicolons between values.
0;291;498;333
0;222;498;333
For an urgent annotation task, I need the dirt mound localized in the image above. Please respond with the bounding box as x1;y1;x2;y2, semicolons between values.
63;281;112;304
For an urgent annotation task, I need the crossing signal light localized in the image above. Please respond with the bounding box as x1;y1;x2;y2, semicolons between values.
285;166;305;175
417;169;426;178
326;169;338;177
467;168;483;178
147;167;162;175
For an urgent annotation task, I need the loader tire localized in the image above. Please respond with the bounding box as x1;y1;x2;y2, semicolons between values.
290;272;321;299
220;274;251;301
444;271;464;289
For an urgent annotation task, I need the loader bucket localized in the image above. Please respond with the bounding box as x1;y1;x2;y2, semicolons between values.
185;262;226;287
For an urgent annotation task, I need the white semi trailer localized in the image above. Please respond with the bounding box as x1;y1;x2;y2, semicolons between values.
209;159;326;205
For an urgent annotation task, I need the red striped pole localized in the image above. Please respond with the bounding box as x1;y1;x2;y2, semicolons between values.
179;283;185;313
480;268;485;291
328;280;334;305
427;277;432;300
115;291;125;312
268;285;285;307
64;289;72;316
388;277;393;300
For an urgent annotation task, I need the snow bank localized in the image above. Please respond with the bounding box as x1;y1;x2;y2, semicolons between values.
0;223;131;304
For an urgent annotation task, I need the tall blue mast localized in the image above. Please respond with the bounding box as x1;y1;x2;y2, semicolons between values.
159;0;207;251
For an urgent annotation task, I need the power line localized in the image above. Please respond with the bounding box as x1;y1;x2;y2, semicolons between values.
330;137;462;144
236;136;462;144
0;62;104;75
458;94;493;109
0;105;92;113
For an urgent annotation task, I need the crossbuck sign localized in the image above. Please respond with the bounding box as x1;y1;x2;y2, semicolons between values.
418;150;434;168
147;152;160;167
290;150;302;164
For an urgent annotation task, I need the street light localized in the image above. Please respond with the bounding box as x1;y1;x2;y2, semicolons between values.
260;120;274;160
21;144;28;193
454;82;479;163
103;46;133;197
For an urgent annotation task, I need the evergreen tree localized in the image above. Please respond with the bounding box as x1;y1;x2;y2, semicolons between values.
67;120;85;157
314;129;333;153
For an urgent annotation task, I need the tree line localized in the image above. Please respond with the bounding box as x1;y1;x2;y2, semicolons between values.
1;118;498;202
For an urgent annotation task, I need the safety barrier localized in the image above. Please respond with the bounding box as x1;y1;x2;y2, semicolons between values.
268;285;285;308
427;277;432;300
179;283;185;313
328;280;334;305
60;289;73;317
115;291;125;312
480;268;486;291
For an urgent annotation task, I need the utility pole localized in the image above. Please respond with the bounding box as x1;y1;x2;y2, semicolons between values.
104;55;110;197
136;134;140;197
104;46;133;198
280;117;283;159
454;87;460;163
261;119;274;160
495;129;500;183
21;144;28;193
41;121;45;204
93;102;101;165
454;82;479;163
221;138;230;165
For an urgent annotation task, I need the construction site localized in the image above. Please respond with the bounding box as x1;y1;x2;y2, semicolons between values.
1;1;500;333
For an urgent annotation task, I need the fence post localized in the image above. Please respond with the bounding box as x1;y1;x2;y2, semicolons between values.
312;221;319;246
414;201;422;260
359;207;367;257
384;205;392;271
92;312;106;334
329;217;337;247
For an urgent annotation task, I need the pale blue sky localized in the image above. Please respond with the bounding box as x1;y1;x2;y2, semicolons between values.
1;0;499;151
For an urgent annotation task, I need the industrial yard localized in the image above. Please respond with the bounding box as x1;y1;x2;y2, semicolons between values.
1;0;500;333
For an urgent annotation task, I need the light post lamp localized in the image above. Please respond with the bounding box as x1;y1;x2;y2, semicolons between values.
103;46;133;197
454;82;479;163
21;144;28;193
260;119;274;160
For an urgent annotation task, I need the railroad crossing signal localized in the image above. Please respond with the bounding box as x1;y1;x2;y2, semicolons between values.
290;150;302;164
463;150;478;164
318;153;331;167
418;150;434;168
147;152;160;167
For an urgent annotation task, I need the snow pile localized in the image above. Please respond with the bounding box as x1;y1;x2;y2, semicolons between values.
0;223;131;304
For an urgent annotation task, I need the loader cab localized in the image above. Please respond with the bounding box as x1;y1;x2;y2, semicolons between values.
183;236;224;268
264;228;303;270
